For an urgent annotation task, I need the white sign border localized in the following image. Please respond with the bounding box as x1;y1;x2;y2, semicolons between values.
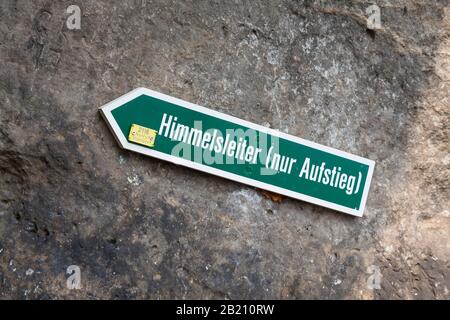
99;87;375;217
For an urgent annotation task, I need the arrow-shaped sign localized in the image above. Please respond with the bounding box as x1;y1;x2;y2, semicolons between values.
100;88;375;217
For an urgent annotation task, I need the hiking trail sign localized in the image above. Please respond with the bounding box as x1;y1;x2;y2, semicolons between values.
100;88;375;217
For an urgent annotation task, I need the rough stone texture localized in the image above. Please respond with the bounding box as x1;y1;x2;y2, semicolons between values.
0;0;449;299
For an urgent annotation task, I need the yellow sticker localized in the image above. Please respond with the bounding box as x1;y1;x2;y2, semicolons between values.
128;124;158;147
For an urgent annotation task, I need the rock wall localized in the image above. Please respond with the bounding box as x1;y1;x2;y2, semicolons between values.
0;0;449;299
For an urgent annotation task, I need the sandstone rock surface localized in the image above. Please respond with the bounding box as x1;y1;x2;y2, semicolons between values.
0;0;449;299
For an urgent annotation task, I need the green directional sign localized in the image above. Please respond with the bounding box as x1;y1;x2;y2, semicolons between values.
100;88;375;217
